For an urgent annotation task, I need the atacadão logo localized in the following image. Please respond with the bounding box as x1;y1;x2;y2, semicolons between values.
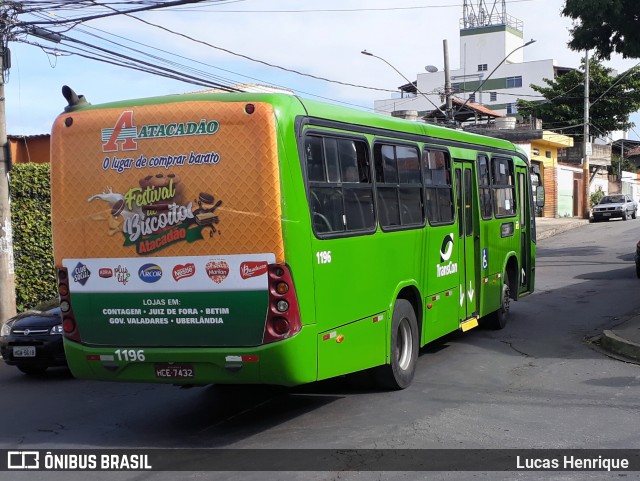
102;111;220;152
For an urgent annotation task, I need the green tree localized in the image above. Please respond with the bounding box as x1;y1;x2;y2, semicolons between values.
563;0;640;59
516;58;640;141
609;153;637;178
590;186;605;207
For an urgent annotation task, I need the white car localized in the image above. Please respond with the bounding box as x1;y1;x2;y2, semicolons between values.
592;194;637;222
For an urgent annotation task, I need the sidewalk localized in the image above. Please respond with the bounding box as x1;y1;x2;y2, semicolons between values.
534;216;640;364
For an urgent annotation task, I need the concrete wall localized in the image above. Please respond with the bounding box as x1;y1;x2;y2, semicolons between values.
9;135;50;164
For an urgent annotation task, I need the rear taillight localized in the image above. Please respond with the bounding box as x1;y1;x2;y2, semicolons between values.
57;267;80;341
263;264;302;344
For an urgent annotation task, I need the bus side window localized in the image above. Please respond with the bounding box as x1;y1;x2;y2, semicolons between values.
423;149;454;225
491;157;516;217
397;145;423;225
305;136;325;182
304;134;374;236
373;143;423;229
478;155;493;219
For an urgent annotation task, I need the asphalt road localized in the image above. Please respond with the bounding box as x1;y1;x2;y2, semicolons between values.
1;219;639;480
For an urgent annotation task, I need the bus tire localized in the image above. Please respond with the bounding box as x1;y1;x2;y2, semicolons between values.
486;272;510;330
375;299;419;390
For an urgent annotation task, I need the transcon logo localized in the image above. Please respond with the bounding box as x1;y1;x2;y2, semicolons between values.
437;233;458;278
440;233;454;262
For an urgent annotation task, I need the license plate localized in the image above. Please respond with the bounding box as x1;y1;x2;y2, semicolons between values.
155;363;195;379
13;346;36;357
603;213;611;217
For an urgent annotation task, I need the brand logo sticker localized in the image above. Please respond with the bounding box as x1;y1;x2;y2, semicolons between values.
206;260;229;284
240;261;268;280
72;262;91;285
115;265;131;285
138;263;163;283
99;268;113;278
102;110;220;152
173;263;196;282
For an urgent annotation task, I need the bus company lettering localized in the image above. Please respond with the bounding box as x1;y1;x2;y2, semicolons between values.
173;263;196;281
240;261;268;279
206;260;229;284
437;261;458;278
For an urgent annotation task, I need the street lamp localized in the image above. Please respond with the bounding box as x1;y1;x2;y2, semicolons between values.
361;49;448;120
453;39;536;117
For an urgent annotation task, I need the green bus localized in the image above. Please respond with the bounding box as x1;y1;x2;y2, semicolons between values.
51;89;539;390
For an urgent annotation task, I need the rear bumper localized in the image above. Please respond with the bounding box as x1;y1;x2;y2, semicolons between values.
63;326;317;386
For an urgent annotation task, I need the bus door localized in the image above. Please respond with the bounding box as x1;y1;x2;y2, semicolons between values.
516;166;532;294
455;162;479;327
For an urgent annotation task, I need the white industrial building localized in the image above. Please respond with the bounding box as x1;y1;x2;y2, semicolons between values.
373;0;572;120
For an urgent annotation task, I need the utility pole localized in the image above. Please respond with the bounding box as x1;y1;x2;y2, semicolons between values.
582;50;591;219
0;5;17;320
443;39;453;124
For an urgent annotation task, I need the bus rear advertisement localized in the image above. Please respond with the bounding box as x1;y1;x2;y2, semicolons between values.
51;88;539;390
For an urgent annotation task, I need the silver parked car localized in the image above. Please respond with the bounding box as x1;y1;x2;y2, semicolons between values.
592;194;637;222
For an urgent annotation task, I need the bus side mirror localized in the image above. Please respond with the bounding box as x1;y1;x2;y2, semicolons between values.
536;186;545;207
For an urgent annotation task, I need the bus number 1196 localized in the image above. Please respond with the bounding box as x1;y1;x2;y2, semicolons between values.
115;349;146;362
316;251;332;264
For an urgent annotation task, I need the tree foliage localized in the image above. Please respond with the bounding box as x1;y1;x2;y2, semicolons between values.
9;163;57;311
563;0;640;59
516;58;640;141
609;153;637;177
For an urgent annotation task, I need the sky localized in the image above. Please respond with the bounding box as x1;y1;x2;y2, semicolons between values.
3;0;640;139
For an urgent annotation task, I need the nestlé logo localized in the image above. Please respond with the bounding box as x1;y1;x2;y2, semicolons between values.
173;263;195;282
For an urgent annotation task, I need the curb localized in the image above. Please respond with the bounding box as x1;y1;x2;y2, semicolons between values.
537;229;558;241
537;221;589;241
601;330;640;362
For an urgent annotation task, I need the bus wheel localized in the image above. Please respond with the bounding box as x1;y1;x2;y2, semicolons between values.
486;273;510;330
376;299;418;390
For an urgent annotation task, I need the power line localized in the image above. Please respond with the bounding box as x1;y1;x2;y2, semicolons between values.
166;0;535;14
114;9;397;93
16;1;398;94
15;6;384;110
16;0;216;26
